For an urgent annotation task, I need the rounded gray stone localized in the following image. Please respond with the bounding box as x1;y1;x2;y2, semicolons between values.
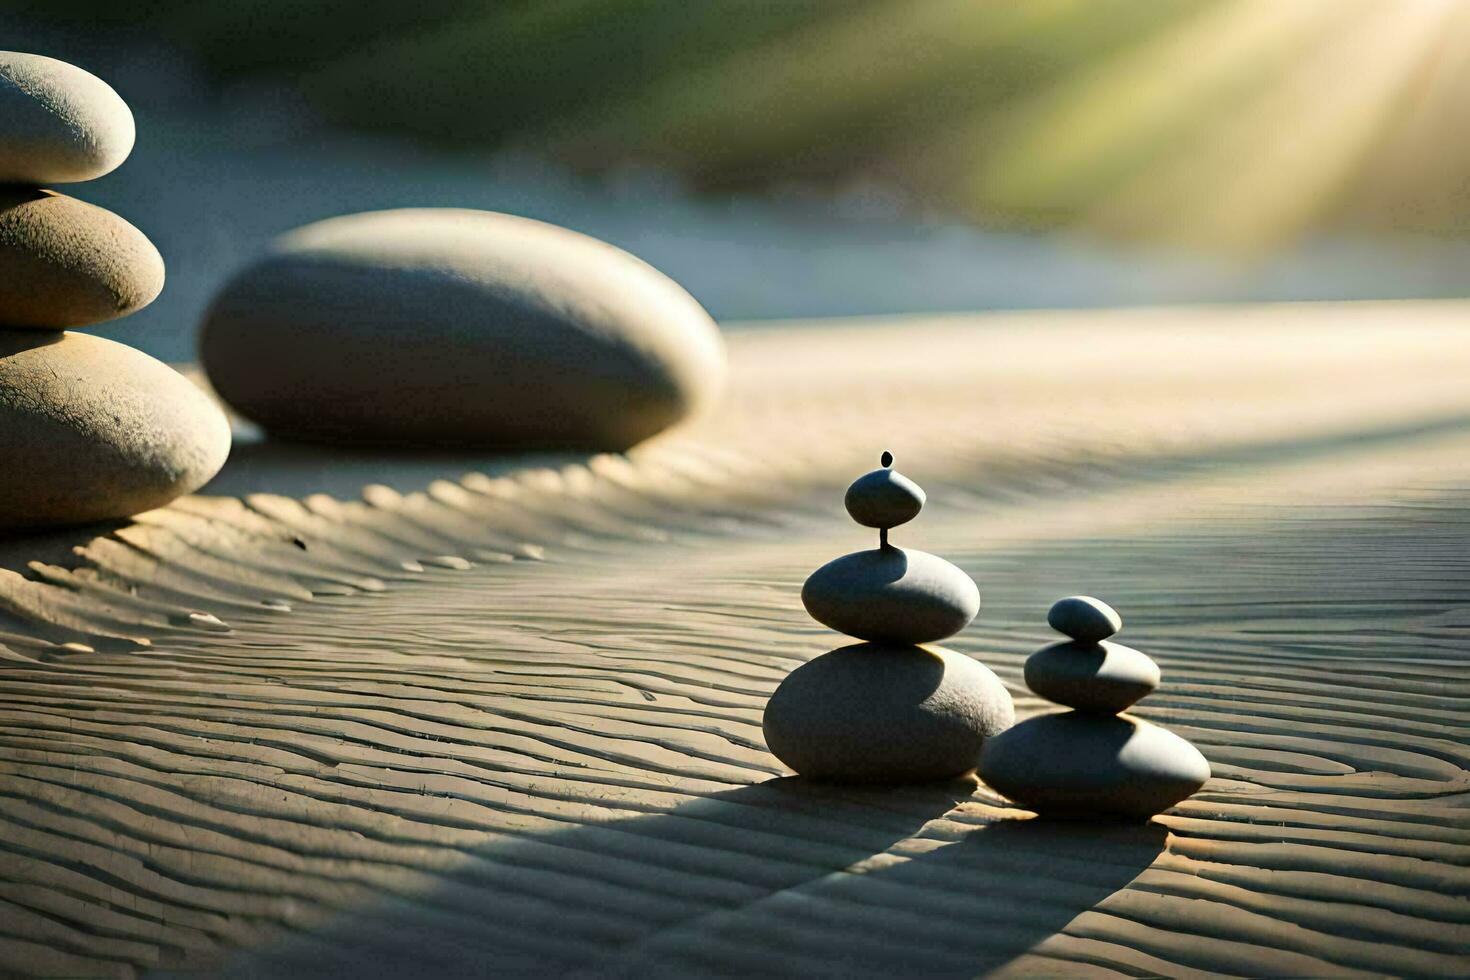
844;466;924;529
199;209;726;449
1047;595;1122;643
978;711;1210;819
1025;639;1160;713
0;52;135;183
763;643;1015;783
802;546;979;644
0;331;231;528
0;188;164;328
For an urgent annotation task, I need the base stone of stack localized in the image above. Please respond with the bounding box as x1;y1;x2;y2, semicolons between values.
0;331;230;528
978;711;1210;819
763;643;1014;784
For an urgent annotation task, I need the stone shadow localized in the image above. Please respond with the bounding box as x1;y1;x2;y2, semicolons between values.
215;778;1166;978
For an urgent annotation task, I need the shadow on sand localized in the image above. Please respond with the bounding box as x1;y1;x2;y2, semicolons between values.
201;436;600;501
219;777;1166;978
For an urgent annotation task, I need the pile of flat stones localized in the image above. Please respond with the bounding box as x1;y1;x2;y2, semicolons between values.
979;595;1211;818
0;51;229;529
762;452;1014;783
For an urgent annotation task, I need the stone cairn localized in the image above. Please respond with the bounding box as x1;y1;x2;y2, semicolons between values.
0;51;229;528
763;452;1014;783
978;595;1210;818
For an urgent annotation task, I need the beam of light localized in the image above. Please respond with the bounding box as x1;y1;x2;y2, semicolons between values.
1339;0;1470;234
540;0;1084;175
969;0;1341;221
1085;0;1463;248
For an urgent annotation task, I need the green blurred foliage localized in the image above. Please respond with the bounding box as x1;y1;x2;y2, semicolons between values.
10;0;1467;245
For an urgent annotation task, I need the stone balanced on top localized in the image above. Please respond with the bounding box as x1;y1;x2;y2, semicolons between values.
978;595;1210;818
0;52;229;528
763;452;1014;783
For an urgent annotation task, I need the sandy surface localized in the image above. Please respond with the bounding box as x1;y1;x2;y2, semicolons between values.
0;302;1467;976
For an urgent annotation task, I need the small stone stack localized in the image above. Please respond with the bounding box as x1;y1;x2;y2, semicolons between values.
0;52;229;528
762;452;1014;783
978;596;1210;818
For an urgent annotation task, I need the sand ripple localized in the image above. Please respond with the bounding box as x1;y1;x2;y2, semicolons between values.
0;303;1467;976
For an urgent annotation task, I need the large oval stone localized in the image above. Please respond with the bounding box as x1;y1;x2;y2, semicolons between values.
802;546;979;644
0;331;230;528
844;466;924;529
199;209;726;449
1024;640;1160;713
764;643;1014;783
0;188;164;328
0;52;134;184
978;712;1210;819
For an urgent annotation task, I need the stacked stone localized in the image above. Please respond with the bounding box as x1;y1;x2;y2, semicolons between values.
762;452;1014;783
978;596;1210;818
0;52;229;528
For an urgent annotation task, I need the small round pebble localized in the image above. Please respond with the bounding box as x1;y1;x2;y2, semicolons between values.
802;546;979;644
0;52;135;183
763;643;1015;783
0;330;230;528
1024;640;1160;713
1047;595;1122;643
0;188;164;328
978;712;1210;819
844;465;924;529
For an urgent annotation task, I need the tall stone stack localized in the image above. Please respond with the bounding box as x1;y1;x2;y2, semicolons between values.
978;595;1211;818
762;452;1014;783
0;52;229;528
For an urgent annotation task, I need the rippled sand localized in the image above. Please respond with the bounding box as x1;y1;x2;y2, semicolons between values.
0;302;1467;976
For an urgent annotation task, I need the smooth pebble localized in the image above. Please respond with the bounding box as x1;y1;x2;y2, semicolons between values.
844;466;925;528
200;209;726;449
1047;595;1122;643
0;52;134;183
0;331;230;528
978;711;1210;818
1024;639;1160;713
763;643;1014;783
0;188;164;328
802;546;979;644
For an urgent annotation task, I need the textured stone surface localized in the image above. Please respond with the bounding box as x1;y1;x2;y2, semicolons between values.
802;546;979;644
0;188;164;328
0;331;230;528
1047;595;1122;643
763;643;1014;783
200;208;726;449
978;711;1210;818
1024;639;1160;713
844;465;924;529
0;51;134;184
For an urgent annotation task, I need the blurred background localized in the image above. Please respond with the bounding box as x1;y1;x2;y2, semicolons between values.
3;0;1467;361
